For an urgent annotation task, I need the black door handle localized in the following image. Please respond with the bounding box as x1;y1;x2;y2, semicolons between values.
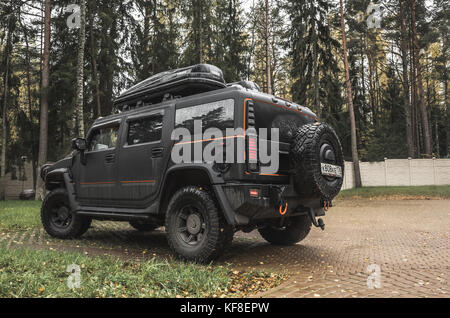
105;154;115;163
152;147;164;158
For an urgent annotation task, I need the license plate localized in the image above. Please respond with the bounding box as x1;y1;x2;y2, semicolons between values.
321;163;342;178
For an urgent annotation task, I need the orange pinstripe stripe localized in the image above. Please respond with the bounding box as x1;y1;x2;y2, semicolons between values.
174;135;244;146
120;180;156;184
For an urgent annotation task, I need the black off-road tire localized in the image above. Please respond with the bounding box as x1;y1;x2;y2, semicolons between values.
41;188;91;239
291;123;344;201
258;215;312;245
129;220;159;232
165;186;233;263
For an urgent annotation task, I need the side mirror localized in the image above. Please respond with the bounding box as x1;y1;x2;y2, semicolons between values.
72;138;87;151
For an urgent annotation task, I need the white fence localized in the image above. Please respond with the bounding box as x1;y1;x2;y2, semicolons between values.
342;159;450;190
0;161;34;199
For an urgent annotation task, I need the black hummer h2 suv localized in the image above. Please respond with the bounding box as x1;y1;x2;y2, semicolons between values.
40;64;344;262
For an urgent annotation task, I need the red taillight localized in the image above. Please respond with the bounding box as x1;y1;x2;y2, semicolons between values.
248;136;257;162
249;189;260;198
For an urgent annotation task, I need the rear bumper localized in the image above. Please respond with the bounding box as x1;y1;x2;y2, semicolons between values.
214;183;325;225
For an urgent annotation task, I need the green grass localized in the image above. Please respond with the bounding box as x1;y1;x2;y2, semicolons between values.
0;201;285;297
0;245;238;298
337;185;450;200
0;200;42;231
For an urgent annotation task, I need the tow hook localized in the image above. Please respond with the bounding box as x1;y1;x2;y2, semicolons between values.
279;201;288;215
308;208;325;231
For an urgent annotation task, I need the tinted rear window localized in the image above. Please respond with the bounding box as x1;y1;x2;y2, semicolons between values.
175;99;234;133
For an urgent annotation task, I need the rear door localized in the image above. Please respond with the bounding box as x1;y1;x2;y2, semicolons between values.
74;120;122;205
115;107;172;207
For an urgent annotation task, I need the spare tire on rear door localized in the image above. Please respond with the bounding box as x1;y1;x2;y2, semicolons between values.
291;123;344;201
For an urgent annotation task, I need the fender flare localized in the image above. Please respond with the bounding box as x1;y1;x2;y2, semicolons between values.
45;168;68;189
159;165;245;225
45;168;80;212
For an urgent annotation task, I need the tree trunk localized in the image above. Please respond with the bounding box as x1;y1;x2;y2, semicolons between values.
36;0;51;200
445;68;449;157
441;31;449;157
367;51;377;125
435;121;440;157
23;25;33;120
313;38;320;118
374;57;381;122
400;0;414;158
411;0;431;157
360;35;366;111
75;0;86;137
246;0;256;80
22;22;37;190
427;56;439;157
88;2;101;118
270;30;278;94
1;16;13;184
39;0;44;96
265;0;272;95
410;26;419;157
199;1;204;64
339;0;362;188
1;41;10;180
142;0;151;79
151;0;157;74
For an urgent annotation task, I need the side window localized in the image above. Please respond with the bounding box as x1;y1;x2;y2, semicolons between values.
88;125;119;152
127;115;163;146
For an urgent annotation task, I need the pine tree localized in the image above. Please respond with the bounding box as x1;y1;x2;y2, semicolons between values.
36;0;51;199
212;0;248;82
88;0;101;118
1;9;14;180
399;0;414;158
248;0;284;94
96;0;135;116
339;0;362;188
247;0;268;90
411;0;432;157
75;0;86;137
132;0;180;81
264;0;272;94
182;0;214;65
284;0;340;118
149;0;180;74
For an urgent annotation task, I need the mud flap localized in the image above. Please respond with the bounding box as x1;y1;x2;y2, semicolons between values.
212;184;249;226
63;172;81;213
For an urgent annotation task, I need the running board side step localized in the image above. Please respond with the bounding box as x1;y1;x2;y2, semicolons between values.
62;171;159;221
77;211;152;221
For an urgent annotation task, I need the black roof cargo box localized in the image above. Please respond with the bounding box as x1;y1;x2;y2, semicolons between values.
115;64;226;111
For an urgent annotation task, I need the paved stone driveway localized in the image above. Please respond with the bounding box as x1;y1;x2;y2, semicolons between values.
1;199;448;298
247;199;449;298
